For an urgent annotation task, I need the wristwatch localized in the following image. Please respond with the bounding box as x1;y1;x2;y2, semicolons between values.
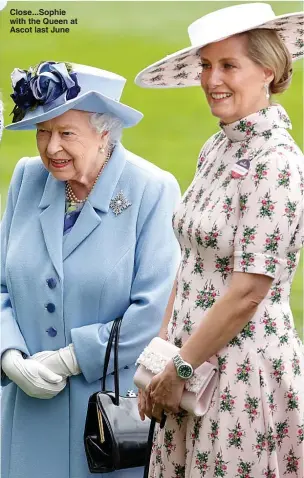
172;354;194;379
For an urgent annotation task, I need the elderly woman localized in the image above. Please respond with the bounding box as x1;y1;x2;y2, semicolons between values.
0;61;181;478
136;3;304;477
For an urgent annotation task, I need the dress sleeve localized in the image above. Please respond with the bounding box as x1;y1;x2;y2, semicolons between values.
233;153;304;278
71;174;182;383
1;158;30;382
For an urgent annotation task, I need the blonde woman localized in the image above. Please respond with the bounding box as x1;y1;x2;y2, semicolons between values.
136;3;304;477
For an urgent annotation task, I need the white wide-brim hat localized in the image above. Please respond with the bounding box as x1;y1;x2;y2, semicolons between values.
135;2;304;89
6;63;143;130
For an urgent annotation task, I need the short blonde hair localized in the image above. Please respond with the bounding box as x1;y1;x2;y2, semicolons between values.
242;28;293;95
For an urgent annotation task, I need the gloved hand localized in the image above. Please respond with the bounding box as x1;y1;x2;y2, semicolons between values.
1;349;66;399
31;344;81;379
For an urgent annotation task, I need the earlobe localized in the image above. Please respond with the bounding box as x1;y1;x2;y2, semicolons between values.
264;69;274;83
98;131;109;150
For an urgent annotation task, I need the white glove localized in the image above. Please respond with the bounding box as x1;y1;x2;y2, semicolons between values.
1;349;66;399
31;344;81;379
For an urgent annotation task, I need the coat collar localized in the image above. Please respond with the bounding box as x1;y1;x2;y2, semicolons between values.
38;143;127;276
87;142;127;212
38;179;65;280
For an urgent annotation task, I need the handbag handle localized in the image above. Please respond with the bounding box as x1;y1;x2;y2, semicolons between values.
101;317;123;406
143;417;156;478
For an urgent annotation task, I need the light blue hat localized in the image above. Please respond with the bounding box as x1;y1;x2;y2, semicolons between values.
6;61;143;130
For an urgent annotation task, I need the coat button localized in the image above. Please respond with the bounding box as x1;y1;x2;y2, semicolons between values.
45;303;56;313
46;278;57;289
46;327;57;337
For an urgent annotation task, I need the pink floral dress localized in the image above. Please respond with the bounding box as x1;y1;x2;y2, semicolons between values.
148;104;304;478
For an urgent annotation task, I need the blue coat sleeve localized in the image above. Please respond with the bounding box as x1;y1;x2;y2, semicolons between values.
1;159;30;381
71;173;181;383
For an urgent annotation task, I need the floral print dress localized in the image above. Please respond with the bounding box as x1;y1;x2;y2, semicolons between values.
148;104;304;478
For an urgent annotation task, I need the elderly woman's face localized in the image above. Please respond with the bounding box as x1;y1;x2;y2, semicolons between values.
200;34;273;124
36;109;105;183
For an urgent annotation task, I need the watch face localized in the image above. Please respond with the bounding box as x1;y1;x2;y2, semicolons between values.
178;364;193;379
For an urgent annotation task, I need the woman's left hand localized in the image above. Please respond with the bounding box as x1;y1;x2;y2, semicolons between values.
149;360;185;414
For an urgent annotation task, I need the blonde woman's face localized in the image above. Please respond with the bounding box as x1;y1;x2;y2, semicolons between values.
36;109;106;185
200;34;273;124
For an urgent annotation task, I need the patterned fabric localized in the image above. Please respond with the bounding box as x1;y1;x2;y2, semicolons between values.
135;14;304;88
63;200;84;235
149;104;304;478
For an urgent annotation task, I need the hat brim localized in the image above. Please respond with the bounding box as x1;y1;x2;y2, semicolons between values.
6;90;143;130
135;11;304;89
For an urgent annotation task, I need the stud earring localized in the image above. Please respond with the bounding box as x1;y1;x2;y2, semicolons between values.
264;83;270;100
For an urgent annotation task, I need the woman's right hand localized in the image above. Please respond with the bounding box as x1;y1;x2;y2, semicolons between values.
1;349;67;399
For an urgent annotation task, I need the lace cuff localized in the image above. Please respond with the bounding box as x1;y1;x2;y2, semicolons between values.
136;346;204;394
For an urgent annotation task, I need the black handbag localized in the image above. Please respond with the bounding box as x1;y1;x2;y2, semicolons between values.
84;317;151;473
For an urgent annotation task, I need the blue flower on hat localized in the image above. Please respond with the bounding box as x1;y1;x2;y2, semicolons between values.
30;61;80;104
10;69;35;111
10;61;81;123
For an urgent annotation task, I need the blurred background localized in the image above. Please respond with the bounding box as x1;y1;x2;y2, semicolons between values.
0;1;303;338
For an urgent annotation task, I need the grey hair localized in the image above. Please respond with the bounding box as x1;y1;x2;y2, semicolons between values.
89;112;123;146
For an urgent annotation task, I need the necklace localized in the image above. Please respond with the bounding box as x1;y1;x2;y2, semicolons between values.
65;148;112;204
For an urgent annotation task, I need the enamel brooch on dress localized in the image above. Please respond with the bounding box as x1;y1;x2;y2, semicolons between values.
109;191;132;216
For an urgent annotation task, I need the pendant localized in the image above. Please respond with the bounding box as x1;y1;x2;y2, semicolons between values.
109;191;132;216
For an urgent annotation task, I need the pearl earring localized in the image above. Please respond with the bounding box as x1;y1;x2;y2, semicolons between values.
99;146;105;153
264;83;270;100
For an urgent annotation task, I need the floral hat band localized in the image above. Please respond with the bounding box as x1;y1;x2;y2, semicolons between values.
6;61;143;130
11;61;81;123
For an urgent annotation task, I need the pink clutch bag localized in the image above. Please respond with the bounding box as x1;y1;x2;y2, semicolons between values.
134;337;218;417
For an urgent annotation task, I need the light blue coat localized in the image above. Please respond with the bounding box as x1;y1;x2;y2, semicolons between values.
1;143;181;478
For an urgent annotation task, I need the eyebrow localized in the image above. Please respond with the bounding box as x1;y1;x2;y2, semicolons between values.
38;124;80;131
201;57;240;63
57;124;80;131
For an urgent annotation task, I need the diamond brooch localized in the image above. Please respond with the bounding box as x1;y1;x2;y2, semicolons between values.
109;191;132;216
